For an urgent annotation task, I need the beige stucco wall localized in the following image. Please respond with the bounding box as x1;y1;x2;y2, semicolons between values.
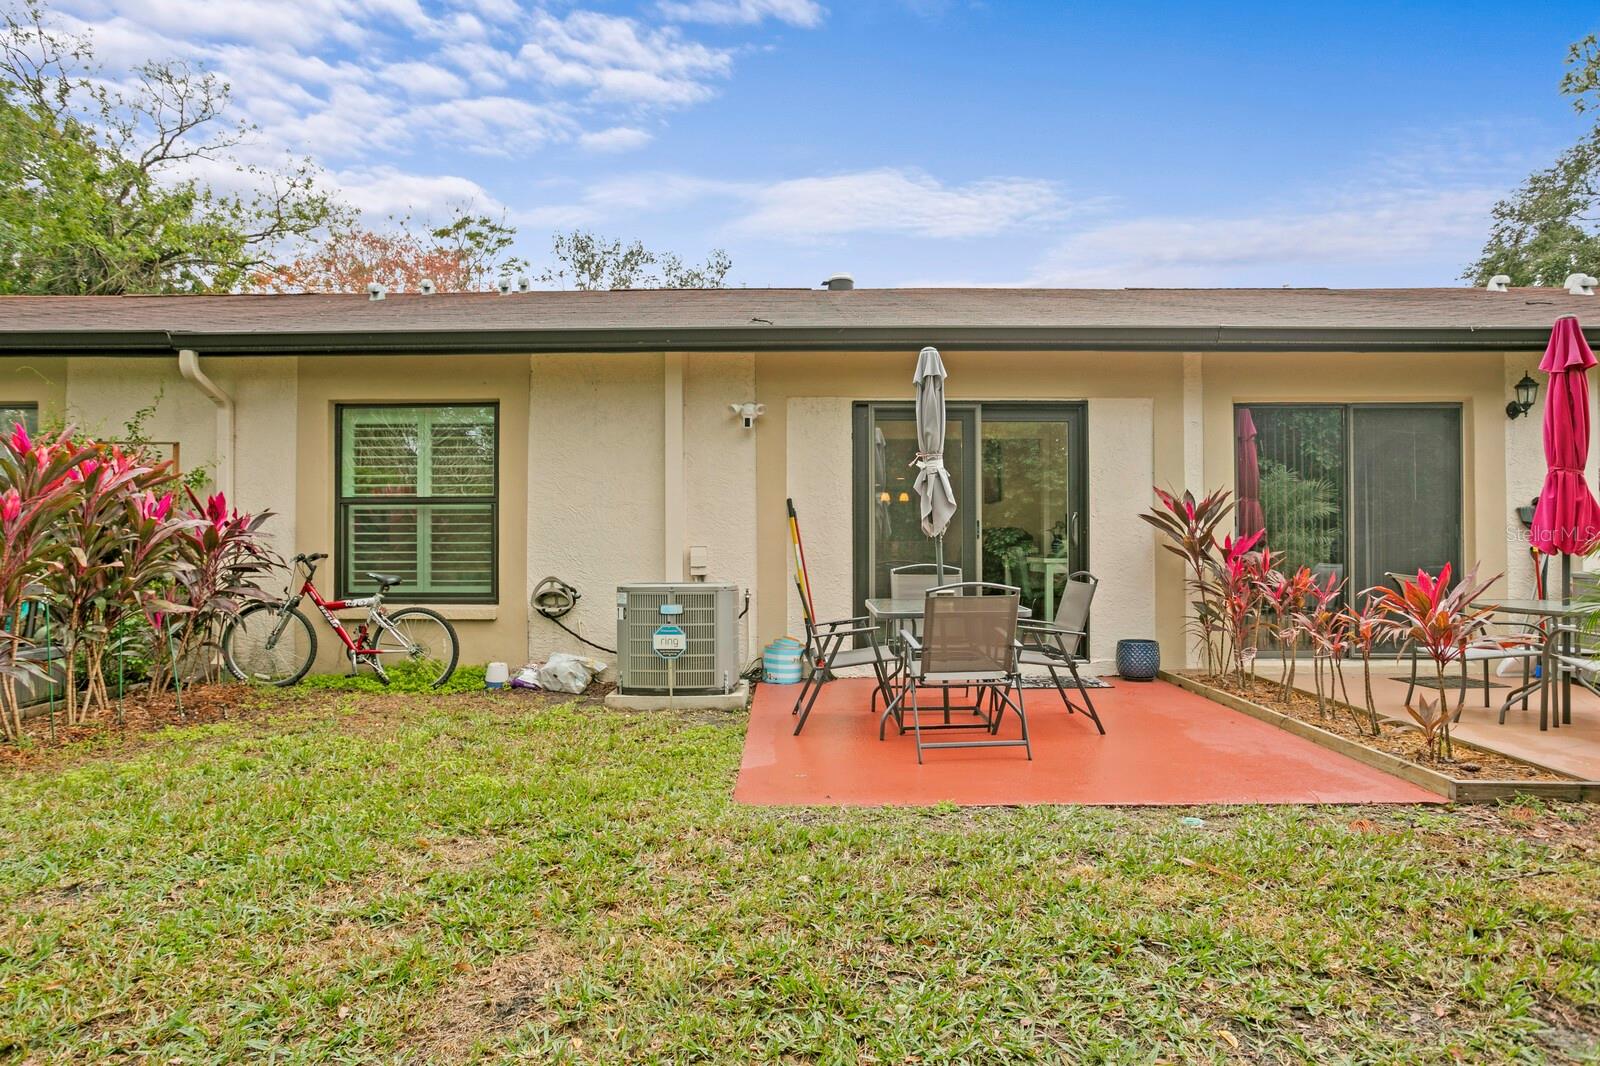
295;354;531;672
523;352;760;667
1201;352;1512;661
0;356;67;425
7;343;1543;679
755;350;1182;669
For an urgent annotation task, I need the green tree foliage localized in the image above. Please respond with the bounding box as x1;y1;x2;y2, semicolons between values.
0;0;341;294
1467;36;1600;286
537;229;733;290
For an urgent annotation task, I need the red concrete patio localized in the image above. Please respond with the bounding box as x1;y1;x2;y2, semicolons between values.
735;678;1443;807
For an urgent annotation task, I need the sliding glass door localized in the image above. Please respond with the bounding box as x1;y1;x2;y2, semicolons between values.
853;404;978;611
853;403;1087;622
1236;402;1462;601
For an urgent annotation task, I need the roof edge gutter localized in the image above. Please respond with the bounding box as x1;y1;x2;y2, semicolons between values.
0;324;1588;356
176;348;233;500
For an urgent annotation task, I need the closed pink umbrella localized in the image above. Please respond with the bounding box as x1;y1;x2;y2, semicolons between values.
1530;315;1598;729
1235;407;1265;540
1530;315;1600;580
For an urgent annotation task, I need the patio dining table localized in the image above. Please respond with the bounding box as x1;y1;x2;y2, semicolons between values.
866;595;1033;747
865;596;1033;627
1472;598;1591;730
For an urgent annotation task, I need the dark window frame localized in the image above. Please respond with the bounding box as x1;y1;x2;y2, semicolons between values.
0;403;39;434
1235;399;1464;603
850;401;1089;621
334;401;500;604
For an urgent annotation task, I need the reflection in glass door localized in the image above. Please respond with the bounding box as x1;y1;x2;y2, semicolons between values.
854;405;977;608
1236;401;1462;610
853;403;1086;624
978;406;1087;623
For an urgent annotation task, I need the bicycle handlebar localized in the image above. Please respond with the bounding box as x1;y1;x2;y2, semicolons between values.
293;552;328;564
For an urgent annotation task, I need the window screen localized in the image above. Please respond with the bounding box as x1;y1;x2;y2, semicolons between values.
336;404;497;601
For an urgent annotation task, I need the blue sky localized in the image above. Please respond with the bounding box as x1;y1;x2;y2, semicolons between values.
51;0;1600;287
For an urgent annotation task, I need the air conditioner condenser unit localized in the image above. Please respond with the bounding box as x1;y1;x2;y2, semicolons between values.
615;582;739;695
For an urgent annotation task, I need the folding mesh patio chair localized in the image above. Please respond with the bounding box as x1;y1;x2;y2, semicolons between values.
1017;570;1105;734
888;563;962;638
791;608;895;736
880;582;1030;763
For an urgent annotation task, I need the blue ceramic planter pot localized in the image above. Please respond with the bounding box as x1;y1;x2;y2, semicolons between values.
1116;638;1161;681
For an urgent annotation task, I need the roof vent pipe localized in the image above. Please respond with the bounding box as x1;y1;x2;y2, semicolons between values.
517;276;531;292
366;282;386;301
1564;273;1598;296
1485;274;1511;292
496;277;513;295
823;273;854;291
418;279;436;295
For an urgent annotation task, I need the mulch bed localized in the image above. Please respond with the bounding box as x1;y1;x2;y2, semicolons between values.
1189;672;1569;782
0;683;277;769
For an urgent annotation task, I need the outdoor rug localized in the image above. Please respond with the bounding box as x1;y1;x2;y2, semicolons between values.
1389;677;1508;692
1018;675;1113;689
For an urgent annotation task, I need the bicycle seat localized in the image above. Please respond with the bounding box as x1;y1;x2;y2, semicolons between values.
366;571;402;588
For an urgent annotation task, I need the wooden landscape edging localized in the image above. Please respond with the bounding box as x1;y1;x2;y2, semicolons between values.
1160;671;1600;804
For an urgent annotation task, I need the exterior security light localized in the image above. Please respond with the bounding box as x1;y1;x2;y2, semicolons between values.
1507;372;1539;419
730;402;766;429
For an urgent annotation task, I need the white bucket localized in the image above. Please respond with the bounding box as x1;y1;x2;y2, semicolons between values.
484;661;509;689
762;638;803;684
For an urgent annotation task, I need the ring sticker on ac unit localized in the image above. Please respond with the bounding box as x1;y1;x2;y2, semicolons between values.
652;623;686;660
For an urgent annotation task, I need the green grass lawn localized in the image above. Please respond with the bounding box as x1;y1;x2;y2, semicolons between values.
1;689;1596;1064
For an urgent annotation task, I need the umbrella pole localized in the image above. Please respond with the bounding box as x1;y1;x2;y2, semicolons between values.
1562;553;1573;726
934;534;944;585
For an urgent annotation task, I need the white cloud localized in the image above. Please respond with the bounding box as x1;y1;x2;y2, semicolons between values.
49;0;774;170
517;10;731;106
1028;187;1499;287
378;60;468;98
657;0;825;28
522;167;1062;241
578;126;655;152
733;168;1062;239
332;164;506;221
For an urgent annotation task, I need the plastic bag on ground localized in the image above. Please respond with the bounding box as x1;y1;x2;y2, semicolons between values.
538;652;608;694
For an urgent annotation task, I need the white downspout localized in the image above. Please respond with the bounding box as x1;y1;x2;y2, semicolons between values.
176;348;234;500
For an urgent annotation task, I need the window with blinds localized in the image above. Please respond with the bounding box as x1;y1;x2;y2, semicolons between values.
336;404;497;601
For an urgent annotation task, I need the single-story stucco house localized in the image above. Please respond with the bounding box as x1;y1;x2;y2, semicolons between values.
0;281;1595;679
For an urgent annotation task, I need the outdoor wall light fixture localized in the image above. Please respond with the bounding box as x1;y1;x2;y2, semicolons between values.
878;490;891;503
898;491;911;503
730;401;766;429
1506;372;1540;419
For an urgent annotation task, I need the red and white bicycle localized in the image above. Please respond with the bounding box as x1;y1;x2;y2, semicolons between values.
222;552;459;687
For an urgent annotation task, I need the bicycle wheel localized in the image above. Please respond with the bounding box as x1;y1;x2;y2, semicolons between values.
223;603;317;686
375;607;459;687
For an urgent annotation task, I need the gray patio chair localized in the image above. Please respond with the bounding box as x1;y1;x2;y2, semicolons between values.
886;562;963;646
880;582;1030;763
1017;570;1105;734
888;562;963;599
791;609;895;736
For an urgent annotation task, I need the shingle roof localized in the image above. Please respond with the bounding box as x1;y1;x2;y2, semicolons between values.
0;286;1594;354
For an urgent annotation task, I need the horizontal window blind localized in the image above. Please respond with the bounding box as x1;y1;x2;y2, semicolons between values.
337;405;496;601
